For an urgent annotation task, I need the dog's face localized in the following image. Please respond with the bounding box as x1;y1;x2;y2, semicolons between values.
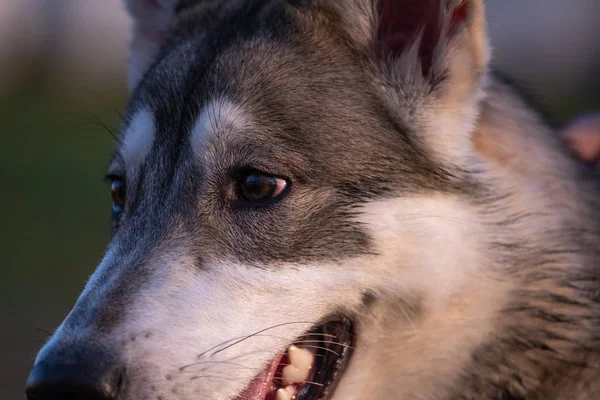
27;1;492;399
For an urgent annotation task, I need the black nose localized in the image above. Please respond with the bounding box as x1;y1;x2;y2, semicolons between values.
25;344;123;400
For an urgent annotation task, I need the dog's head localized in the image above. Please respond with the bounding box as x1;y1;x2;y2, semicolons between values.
27;1;492;399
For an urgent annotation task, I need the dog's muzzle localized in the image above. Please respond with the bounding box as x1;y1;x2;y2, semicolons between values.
25;317;354;400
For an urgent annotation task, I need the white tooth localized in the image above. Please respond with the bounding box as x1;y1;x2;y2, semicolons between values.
276;388;290;400
276;387;296;400
282;345;314;386
289;345;315;367
285;386;296;396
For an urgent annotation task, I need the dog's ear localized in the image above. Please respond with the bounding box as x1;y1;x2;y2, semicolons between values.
373;0;488;76
124;0;177;91
336;0;490;163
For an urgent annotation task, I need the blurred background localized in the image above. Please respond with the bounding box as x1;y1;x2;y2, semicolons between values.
1;0;599;398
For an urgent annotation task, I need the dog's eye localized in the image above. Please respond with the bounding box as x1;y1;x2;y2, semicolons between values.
238;173;288;202
111;179;126;212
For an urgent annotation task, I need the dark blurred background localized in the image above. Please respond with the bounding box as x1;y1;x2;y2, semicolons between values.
1;0;599;398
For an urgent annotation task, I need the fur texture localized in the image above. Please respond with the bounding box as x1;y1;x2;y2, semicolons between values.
26;1;600;399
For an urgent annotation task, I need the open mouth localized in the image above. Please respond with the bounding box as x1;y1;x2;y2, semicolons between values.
238;317;354;400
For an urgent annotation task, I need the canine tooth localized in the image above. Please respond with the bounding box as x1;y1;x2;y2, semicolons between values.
282;345;314;386
276;389;290;400
289;345;315;367
276;386;296;400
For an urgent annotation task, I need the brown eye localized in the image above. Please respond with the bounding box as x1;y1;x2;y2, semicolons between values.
111;179;126;212
238;173;288;202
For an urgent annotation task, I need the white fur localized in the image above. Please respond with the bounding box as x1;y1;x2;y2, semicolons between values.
333;196;508;400
120;254;366;399
356;195;487;304
120;108;155;174
190;98;251;152
94;194;496;399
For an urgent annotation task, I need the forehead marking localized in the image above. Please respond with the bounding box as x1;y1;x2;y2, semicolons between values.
121;108;156;170
190;98;250;152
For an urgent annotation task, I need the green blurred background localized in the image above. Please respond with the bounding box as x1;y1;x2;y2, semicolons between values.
1;1;599;398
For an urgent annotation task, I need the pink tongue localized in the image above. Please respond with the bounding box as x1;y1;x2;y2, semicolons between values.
237;352;284;400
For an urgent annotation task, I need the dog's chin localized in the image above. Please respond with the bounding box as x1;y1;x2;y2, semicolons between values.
236;316;354;400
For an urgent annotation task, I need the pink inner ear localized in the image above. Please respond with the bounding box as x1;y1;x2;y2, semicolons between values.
377;0;470;76
377;0;441;75
450;1;469;32
377;0;439;53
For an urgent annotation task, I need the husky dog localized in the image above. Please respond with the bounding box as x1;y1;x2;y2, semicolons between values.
26;1;600;399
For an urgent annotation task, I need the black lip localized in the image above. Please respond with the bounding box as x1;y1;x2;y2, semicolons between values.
295;317;354;400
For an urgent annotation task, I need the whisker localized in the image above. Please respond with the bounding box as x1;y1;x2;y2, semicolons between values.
320;319;368;349
271;377;325;387
206;321;318;357
59;102;123;144
180;360;255;372
57;110;121;144
35;328;53;337
279;344;341;357
300;333;337;339
291;340;355;350
216;348;325;364
226;333;340;348
196;336;245;359
182;343;347;377
191;372;327;388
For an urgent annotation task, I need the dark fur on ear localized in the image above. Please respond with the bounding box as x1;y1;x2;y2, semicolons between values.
125;0;178;90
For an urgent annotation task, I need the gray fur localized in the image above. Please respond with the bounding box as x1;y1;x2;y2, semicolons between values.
26;1;600;400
